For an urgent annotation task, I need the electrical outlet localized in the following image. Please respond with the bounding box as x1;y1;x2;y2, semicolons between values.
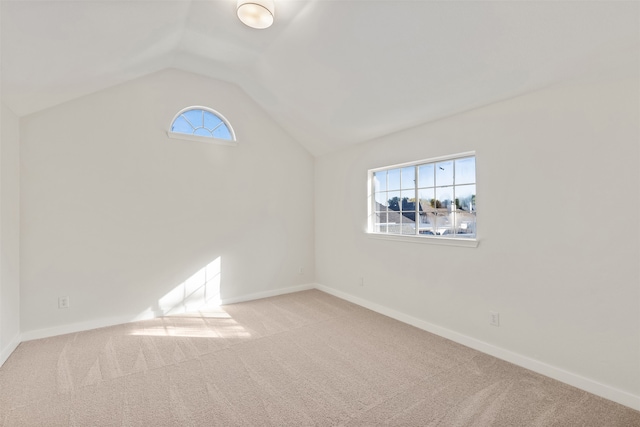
358;277;364;287
58;296;70;309
489;311;500;326
298;266;304;275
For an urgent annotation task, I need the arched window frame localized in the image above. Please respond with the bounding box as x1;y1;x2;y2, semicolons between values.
167;106;237;146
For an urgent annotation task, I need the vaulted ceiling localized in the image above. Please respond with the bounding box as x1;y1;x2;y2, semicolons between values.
2;0;638;156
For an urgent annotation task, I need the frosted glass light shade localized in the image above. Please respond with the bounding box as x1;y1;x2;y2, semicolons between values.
237;0;274;29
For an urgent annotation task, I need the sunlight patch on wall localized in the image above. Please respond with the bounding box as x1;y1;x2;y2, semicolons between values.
127;256;251;338
159;257;222;316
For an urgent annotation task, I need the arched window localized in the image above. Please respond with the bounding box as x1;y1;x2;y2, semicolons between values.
168;106;236;145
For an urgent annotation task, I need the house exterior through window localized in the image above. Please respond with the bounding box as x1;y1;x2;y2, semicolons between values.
369;153;476;240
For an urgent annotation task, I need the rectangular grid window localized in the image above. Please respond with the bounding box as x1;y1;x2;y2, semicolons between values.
371;154;476;239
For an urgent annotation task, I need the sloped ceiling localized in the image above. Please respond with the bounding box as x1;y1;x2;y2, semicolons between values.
2;0;638;156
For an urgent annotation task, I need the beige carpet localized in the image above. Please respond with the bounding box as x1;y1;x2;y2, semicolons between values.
0;290;638;426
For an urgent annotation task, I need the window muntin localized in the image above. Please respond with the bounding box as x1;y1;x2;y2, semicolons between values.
168;107;236;142
370;154;476;239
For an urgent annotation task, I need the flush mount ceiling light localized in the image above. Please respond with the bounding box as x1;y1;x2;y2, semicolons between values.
237;0;275;29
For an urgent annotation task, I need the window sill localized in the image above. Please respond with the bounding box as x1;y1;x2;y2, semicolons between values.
366;232;479;248
167;131;238;147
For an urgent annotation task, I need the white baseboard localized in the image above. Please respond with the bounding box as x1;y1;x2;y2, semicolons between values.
314;283;640;412
0;332;21;367
20;310;164;342
20;283;315;343
220;283;315;305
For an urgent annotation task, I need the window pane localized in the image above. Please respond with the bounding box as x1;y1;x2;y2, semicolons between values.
401;167;415;190
400;188;416;227
455;212;476;237
400;190;415;212
435;186;453;210
213;125;232;140
454;184;476;212
386;210;402;234
400;212;416;235
418;188;435;212
172;116;194;134
375;192;388;211
455;157;476;185
203;111;223;130
454;184;476;237
436;160;454;187
435;211;452;236
418;211;435;235
387;191;401;211
182;109;204;128
418;164;434;188
374;212;388;233
194;127;212;137
373;171;387;192
387;168;401;191
418;188;435;235
435;186;453;235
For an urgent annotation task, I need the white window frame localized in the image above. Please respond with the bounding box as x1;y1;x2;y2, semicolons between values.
167;106;237;147
367;151;478;248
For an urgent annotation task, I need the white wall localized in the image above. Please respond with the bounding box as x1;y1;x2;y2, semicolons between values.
0;103;21;364
0;0;21;356
316;75;640;407
20;69;315;335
